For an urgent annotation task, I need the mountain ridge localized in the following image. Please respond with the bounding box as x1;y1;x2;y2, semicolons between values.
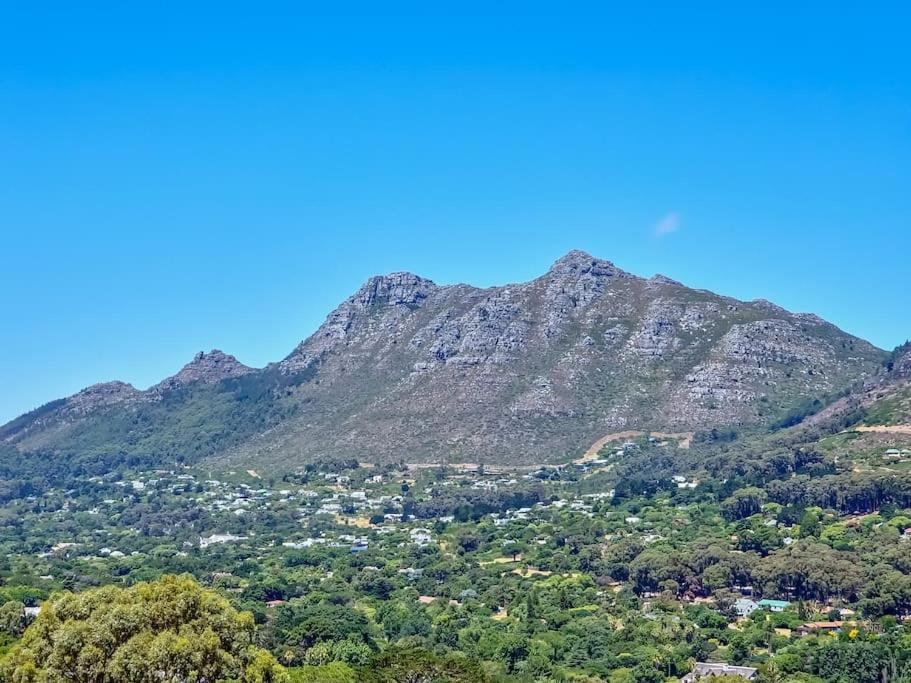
1;251;889;468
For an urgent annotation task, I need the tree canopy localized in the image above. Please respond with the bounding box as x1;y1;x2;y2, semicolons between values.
0;574;286;683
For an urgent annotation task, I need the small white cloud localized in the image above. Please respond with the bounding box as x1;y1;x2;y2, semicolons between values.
653;212;680;237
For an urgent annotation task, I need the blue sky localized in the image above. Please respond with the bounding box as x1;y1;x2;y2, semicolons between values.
1;3;909;423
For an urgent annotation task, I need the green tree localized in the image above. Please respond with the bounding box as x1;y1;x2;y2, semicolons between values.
0;600;26;637
0;574;287;683
799;510;821;538
359;645;490;682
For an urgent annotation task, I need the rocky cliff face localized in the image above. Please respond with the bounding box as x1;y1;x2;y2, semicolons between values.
892;344;911;378
2;251;888;467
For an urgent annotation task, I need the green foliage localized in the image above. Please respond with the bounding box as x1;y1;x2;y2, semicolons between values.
0;366;317;498
722;487;768;521
0;430;910;682
0;602;26;638
799;510;821;538
272;602;372;651
358;645;491;683
286;662;356;683
0;575;287;683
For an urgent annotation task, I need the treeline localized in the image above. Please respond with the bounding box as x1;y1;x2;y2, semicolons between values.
607;448;906;516
615;537;906;607
0;445;162;503
765;472;911;513
410;484;550;520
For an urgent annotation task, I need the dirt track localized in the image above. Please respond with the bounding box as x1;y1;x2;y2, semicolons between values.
576;429;693;463
852;425;911;435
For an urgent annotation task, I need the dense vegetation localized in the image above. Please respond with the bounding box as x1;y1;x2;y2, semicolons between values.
1;351;910;681
1;365;317;466
0;428;910;681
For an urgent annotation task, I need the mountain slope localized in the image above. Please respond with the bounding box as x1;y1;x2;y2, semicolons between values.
798;341;911;433
698;342;911;478
1;251;887;468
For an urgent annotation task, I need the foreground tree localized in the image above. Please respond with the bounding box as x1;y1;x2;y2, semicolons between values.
0;574;287;683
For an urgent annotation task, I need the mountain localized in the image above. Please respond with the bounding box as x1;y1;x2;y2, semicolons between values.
705;339;911;479
798;341;911;433
1;251;888;469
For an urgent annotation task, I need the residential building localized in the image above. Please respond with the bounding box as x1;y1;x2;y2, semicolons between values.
734;598;759;618
758;599;790;612
796;621;845;636
681;662;757;681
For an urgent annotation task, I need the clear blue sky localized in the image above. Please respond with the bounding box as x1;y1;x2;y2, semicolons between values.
2;3;909;424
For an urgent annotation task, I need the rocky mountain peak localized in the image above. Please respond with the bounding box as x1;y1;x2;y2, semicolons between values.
539;250;634;314
153;350;253;392
280;273;441;373
66;381;141;415
546;250;631;279
353;272;439;309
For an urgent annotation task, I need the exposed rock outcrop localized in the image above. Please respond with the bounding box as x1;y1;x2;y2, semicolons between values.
152;350;253;393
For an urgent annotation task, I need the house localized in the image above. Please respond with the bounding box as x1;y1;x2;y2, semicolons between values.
681;662;757;681
417;595;436;604
398;567;423;580
282;538;325;549
758;599;790;612
734;598;759;618
199;533;246;548
265;600;286;609
410;528;433;545
796;620;845;636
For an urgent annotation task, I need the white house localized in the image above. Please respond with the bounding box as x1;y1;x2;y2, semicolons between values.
682;662;757;681
734;598;759;618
